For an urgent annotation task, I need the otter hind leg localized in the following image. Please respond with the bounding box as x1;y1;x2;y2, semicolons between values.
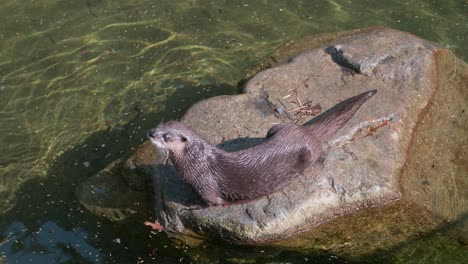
198;190;229;207
295;146;314;173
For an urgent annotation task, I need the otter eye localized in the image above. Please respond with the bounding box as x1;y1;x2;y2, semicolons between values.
181;136;187;142
162;133;172;142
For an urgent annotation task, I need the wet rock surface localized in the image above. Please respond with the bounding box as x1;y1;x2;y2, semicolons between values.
77;27;467;254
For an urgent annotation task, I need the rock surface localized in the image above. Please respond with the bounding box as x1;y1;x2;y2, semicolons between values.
77;27;467;255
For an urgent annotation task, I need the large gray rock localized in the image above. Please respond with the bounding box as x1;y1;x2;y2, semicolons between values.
78;27;467;256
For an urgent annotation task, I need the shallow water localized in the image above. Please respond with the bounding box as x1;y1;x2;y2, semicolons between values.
0;0;466;263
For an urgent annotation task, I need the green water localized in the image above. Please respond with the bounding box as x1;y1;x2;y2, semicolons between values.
0;0;466;263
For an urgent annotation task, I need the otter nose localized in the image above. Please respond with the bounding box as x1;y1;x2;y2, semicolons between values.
147;129;158;139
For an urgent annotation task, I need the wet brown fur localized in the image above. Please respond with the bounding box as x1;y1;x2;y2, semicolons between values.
148;90;377;206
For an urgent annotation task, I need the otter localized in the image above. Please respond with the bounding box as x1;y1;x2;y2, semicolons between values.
148;90;377;207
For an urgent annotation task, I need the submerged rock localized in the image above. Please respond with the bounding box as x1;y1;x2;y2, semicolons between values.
77;27;467;256
76;158;151;222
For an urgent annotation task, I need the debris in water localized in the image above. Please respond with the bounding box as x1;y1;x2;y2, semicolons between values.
144;221;164;231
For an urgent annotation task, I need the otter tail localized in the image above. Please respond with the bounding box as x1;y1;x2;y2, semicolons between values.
304;89;377;140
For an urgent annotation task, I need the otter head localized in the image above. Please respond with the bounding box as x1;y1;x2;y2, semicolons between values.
147;121;193;156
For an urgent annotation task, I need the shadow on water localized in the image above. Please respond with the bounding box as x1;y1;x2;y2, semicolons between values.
0;82;238;263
